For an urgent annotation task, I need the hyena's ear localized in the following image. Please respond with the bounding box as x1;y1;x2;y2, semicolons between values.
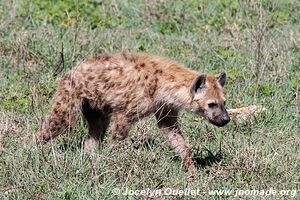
190;74;206;96
216;72;226;87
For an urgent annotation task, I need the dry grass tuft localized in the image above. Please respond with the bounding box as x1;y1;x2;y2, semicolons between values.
228;105;266;120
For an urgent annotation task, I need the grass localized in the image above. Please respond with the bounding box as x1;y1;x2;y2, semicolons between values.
0;0;299;199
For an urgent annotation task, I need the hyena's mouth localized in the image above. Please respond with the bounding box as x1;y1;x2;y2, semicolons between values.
208;118;230;127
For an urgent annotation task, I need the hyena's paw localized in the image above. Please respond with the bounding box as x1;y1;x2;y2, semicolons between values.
33;131;44;145
184;157;197;178
84;137;99;154
186;164;197;178
112;133;128;141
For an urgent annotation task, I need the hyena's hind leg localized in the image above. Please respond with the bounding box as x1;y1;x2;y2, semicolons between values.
82;100;111;153
35;74;82;144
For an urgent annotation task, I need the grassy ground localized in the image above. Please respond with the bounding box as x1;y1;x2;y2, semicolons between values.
0;0;299;199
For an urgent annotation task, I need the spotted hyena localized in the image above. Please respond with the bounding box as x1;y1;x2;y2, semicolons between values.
35;52;230;171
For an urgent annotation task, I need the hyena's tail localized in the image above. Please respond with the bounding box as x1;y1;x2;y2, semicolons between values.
35;73;82;144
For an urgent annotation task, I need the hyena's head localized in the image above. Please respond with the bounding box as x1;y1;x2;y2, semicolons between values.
190;72;230;127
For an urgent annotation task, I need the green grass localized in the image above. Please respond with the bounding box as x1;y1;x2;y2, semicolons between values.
0;0;299;199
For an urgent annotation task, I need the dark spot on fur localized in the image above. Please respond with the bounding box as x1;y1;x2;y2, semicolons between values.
140;63;145;67
154;69;163;74
103;78;109;83
64;89;70;95
77;91;83;97
61;96;67;102
169;75;175;80
174;85;181;90
124;93;130;99
87;76;95;81
122;52;128;60
104;83;113;90
119;68;123;75
103;55;111;61
77;83;83;91
62;111;67;116
71;79;75;86
145;75;149;80
148;78;158;97
95;54;111;61
129;55;137;62
62;74;70;81
50;127;57;132
84;89;92;97
151;61;158;68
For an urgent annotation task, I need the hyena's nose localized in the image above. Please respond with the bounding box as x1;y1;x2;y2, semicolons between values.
222;114;230;125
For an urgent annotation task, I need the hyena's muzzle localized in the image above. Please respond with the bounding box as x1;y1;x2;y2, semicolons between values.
209;105;231;127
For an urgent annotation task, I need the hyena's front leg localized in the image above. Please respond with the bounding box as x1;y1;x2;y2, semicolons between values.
155;108;196;172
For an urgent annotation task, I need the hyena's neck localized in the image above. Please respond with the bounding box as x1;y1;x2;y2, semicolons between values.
156;88;193;111
154;72;197;111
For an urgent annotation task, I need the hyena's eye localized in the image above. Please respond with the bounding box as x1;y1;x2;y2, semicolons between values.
208;102;218;108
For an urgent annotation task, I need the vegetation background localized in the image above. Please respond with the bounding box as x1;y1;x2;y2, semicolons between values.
0;0;299;199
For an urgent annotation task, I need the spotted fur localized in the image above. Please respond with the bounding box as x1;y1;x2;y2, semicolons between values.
35;52;230;171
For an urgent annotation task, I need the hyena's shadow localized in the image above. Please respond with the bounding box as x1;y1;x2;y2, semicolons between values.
169;147;223;168
192;148;223;168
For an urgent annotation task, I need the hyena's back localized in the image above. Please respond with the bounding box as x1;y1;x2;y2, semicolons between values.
69;53;197;115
